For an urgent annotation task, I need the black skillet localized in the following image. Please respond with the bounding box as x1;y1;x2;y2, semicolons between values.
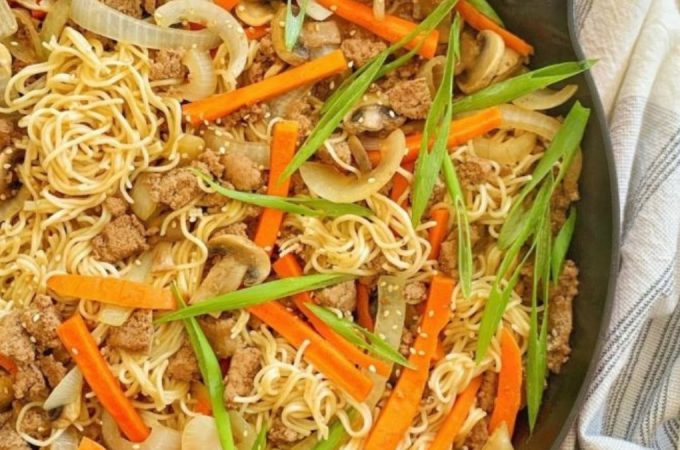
484;0;621;448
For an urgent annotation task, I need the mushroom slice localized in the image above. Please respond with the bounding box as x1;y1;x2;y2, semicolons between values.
191;234;271;304
493;47;524;82
301;20;342;49
235;0;275;27
271;5;310;66
456;28;479;75
343;94;404;135
457;30;505;94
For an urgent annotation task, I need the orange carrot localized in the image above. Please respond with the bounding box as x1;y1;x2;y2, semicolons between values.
356;282;374;332
314;0;439;58
489;327;522;435
57;315;149;442
428;208;450;260
254;121;300;254
0;354;17;375
245;25;270;40
367;151;382;167
192;382;213;415
365;275;454;450
183;50;348;125
78;437;106;450
47;274;175;310
215;0;239;10
390;162;414;206
403;107;503;162
272;254;390;377
248;301;374;401
31;9;47;19
455;0;534;56
432;340;446;364
429;377;482;450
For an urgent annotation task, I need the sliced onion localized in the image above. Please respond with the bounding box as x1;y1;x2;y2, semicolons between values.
49;427;79;450
229;411;256;450
12;0;52;12
299;129;404;203
481;423;514;450
269;85;311;119
69;0;221;50
182;414;255;450
177;50;217;101
202;129;270;169
474;132;537;165
498;104;561;141
306;0;333;20
177;134;206;161
98;305;132;326
347;135;372;172
373;0;385;20
43;367;83;411
103;412;180;450
0;0;17;40
155;0;248;79
9;9;42;64
39;0;72;58
418;55;446;98
0;187;30;222
131;173;159;221
512;84;578;111
0;43;11;99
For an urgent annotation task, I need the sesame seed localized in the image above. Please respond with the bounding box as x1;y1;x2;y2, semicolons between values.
368;364;377;373
71;348;79;355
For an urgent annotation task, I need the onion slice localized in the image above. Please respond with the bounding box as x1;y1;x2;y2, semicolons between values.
155;0;248;79
512;84;578;111
178;50;217;101
181;414;255;450
0;43;11;99
0;0;17;40
0;187;30;222
202;129;270;169
306;0;334;20
481;423;514;450
43;367;83;411
102;412;180;450
299;129;405;203
69;0;221;50
498;104;561;141
474;132;537;165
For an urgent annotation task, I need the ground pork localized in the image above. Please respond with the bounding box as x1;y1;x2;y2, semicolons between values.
547;260;579;373
148;49;187;81
19;407;51;439
167;341;199;383
103;197;128;217
268;416;304;446
457;155;494;190
461;418;489;450
0;421;30;450
197;150;225;178
37;355;67;389
246;36;284;84
477;371;498;413
224;346;262;406
20;295;62;352
14;363;47;401
317;141;352;166
341;38;387;68
221;103;271;130
387;78;432;120
213;222;249;239
222;152;264;191
199;315;240;358
316;281;357;314
438;233;458;278
404;281;428;304
92;214;148;263
551;179;580;233
284;94;321;137
0;119;13;149
0;313;35;365
399;328;415;358
149;169;202;210
101;0;142;18
107;310;154;354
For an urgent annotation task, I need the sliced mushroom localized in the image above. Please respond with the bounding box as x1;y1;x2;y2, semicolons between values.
456;28;479;75
191;235;271;304
343;94;405;135
271;5;310;66
300;20;342;49
493;47;524;82
457;30;505;94
235;0;275;27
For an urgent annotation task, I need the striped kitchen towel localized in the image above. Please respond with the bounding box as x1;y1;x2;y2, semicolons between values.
563;0;680;449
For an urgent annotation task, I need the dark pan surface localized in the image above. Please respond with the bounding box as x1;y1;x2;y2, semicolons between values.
486;1;620;448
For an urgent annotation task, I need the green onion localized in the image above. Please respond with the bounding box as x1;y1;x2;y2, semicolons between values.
285;0;308;50
172;285;234;450
251;423;268;450
310;413;356;450
194;169;372;218
497;102;590;249
526;188;552;430
551;207;576;281
467;0;504;26
305;303;412;368
157;273;356;323
451;60;595;115
280;0;460;181
411;15;461;226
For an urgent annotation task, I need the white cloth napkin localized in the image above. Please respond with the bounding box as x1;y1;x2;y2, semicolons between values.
562;0;680;449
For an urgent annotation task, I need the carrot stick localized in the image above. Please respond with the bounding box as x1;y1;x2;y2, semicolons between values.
248;301;374;401
489;327;522;435
245;25;270;40
368;108;503;165
314;0;439;58
356;282;374;332
428;208;450;260
0;354;17;375
78;437;106;450
429;376;482;450
47;274;175;310
191;382;213;415
272;254;390;377
215;0;239;10
455;0;534;56
390;162;414;207
254;121;300;254
183;50;348;125
432;340;446;364
57;315;149;442
365;275;454;450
